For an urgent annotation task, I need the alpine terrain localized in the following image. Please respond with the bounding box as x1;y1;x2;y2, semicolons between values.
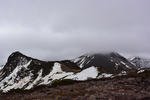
0;51;137;93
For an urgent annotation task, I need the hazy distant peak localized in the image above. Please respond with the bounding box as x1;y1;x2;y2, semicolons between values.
128;56;150;69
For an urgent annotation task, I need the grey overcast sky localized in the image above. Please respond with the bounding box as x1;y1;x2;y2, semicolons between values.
0;0;150;65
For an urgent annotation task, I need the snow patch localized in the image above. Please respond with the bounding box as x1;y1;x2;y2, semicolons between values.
65;66;98;80
40;63;73;85
137;70;145;74
98;73;113;78
26;69;43;89
128;57;136;61
120;61;131;69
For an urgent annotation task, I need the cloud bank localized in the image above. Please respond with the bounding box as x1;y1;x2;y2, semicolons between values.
0;0;150;64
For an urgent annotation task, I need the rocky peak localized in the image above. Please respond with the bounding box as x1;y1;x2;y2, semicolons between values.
1;51;31;79
72;52;136;74
5;51;30;69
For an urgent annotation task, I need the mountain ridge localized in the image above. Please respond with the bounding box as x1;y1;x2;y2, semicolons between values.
0;51;143;92
0;51;81;92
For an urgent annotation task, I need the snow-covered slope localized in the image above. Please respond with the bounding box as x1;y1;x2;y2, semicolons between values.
72;52;136;74
128;57;150;69
65;66;99;80
65;66;114;80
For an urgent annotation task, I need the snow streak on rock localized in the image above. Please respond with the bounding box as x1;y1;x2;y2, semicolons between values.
71;54;95;68
39;63;73;85
97;73;113;78
120;61;131;69
0;60;32;92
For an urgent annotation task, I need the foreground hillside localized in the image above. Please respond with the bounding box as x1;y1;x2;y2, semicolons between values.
0;76;150;100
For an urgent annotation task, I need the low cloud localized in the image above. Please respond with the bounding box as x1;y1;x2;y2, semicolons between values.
0;0;150;64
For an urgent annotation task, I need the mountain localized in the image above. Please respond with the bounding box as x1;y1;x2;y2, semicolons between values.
0;51;137;92
0;51;81;92
128;57;150;69
71;52;136;74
